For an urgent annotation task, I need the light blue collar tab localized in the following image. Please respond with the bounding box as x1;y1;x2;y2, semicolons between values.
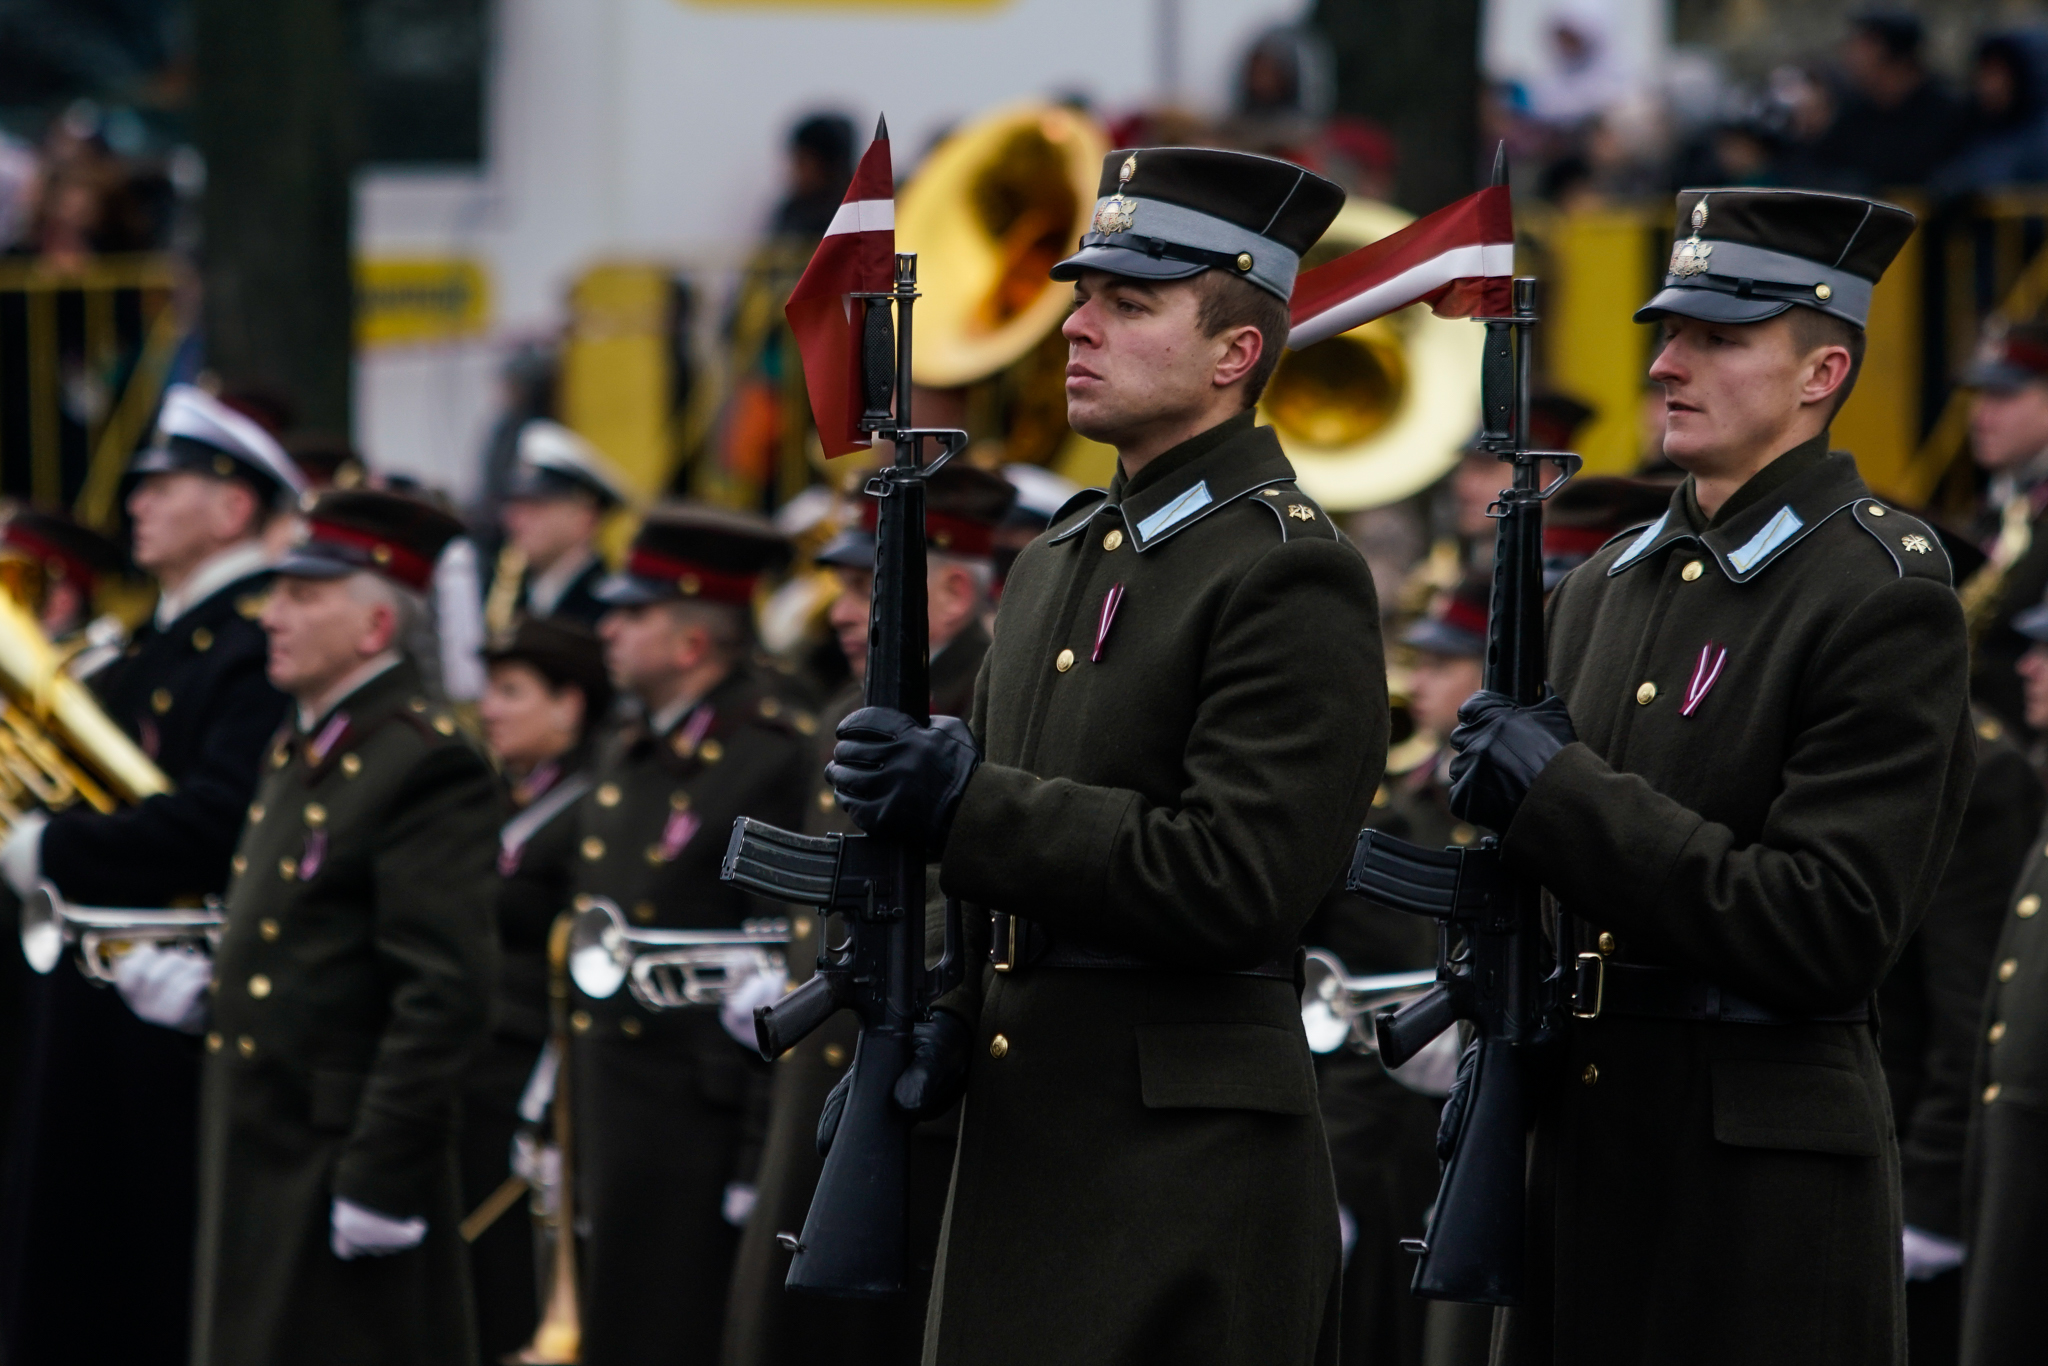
1134;479;1213;542
1610;511;1670;570
1727;504;1804;574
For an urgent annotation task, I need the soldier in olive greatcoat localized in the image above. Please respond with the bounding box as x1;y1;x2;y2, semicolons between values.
573;506;814;1366
1448;190;1975;1364
827;148;1385;1366
722;464;1013;1366
0;384;302;1366
119;488;501;1366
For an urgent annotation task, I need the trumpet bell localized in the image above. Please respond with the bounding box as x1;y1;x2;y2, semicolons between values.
19;884;61;975
899;102;1108;388
567;898;629;1001
1262;199;1485;511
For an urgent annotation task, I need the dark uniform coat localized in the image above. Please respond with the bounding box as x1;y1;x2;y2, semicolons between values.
571;665;812;1366
0;569;287;1366
1876;710;2042;1359
1497;435;1976;1366
1960;814;2048;1364
724;624;989;1366
925;412;1387;1366
461;746;593;1361
194;659;500;1366
516;556;609;630
1966;474;2048;735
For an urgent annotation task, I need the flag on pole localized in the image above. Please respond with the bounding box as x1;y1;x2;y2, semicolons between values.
1286;185;1514;349
785;120;896;458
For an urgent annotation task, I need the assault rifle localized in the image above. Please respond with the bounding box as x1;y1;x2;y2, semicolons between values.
719;252;967;1297
1347;255;1580;1301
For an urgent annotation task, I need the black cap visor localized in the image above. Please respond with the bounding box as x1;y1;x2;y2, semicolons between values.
2015;601;2048;642
1633;285;1795;326
1962;358;2048;393
813;528;877;570
1050;242;1208;286
592;571;672;608
1400;619;1485;657
270;546;358;581
505;466;613;506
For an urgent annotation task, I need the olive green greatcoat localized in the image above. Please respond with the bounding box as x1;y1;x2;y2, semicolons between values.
925;412;1388;1366
194;659;502;1366
570;665;813;1366
1960;815;2048;1364
1497;435;1976;1366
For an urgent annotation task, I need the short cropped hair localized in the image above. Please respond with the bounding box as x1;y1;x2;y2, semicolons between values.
1784;306;1868;421
1195;270;1293;407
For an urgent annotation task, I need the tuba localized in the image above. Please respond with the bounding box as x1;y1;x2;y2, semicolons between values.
503;911;584;1364
19;880;222;982
0;587;169;834
566;895;789;1012
1300;948;1462;1097
1260;199;1486;512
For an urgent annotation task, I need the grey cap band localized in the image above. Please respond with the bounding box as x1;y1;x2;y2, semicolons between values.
1053;196;1299;300
1639;238;1875;327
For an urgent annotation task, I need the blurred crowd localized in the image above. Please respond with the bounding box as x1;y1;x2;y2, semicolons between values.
0;101;183;268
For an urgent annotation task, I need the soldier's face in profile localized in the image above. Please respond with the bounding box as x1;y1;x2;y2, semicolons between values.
128;471;259;581
1408;651;1484;739
503;494;600;571
826;567;874;682
2020;643;2048;732
260;574;392;702
599;602;712;703
1648;315;1849;473
1968;383;2048;472
1062;270;1255;451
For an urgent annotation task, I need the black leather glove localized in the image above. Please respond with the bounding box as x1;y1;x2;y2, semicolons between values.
1445;690;1575;833
825;707;981;848
893;1009;971;1120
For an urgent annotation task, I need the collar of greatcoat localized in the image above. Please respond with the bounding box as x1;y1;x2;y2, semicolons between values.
1044;410;1299;554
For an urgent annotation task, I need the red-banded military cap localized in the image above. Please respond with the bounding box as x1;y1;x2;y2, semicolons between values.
815;464;1018;570
0;508;129;586
274;489;466;591
1542;475;1677;590
1963;321;2048;393
595;503;790;608
1401;575;1490;658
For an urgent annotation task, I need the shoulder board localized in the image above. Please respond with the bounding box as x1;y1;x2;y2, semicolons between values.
1045;488;1112;544
1851;501;1952;585
746;692;817;739
1248;484;1340;542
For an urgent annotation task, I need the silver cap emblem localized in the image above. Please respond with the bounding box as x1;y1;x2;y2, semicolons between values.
1669;195;1712;278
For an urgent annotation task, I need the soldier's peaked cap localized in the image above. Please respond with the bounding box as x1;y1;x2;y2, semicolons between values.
484;615;614;720
1635;188;1915;329
594;503;790;608
508;420;630;508
275;489;466;592
129;384;309;507
816;463;1018;570
1051;147;1345;303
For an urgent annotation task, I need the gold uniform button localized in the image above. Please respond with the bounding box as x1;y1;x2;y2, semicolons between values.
570;1010;592;1033
989;1034;1010;1059
1581;1063;1599;1086
670;791;691;811
409;697;428;713
249;802;265;824
247;974;272;1000
278;856;297;879
1055;648;1075;673
1636;681;1657;705
236;1035;257;1058
1867;503;1884;516
258;917;280;942
817;788;835;812
632;903;656;924
271;747;289;769
793;915;814;938
1985;1082;2002;1103
231;855;247;876
1990;1021;2007;1044
596;783;621;808
1451;824;1476;846
1102;529;1124;552
340;754;362;778
700;739;724;764
1597;931;1616;954
1815;283;1833;301
620;1017;643;1037
191;627;213;652
1681;560;1703;582
823;1043;847;1067
1371;785;1390;809
582;837;606;861
150;688;173;714
205;1032;223;1054
793;713;818;736
1979;717;2004;741
303;803;326;828
2019;894;2040;919
1999;957;2019;982
433;715;456;736
645;845;667;865
760;697;782;719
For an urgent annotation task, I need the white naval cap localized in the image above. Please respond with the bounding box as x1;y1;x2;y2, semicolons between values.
509;420;630;508
129;384;309;507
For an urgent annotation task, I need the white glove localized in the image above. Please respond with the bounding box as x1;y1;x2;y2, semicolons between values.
722;1181;757;1228
1902;1224;1965;1281
330;1197;427;1259
0;812;47;899
114;944;213;1034
719;960;788;1051
511;1131;561;1215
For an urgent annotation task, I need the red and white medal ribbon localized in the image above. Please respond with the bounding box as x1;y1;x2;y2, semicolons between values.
1680;643;1727;717
1092;582;1126;663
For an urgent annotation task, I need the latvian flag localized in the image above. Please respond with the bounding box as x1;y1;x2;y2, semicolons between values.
786;119;896;458
1286;184;1514;348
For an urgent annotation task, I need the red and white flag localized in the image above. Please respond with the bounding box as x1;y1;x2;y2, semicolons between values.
1287;185;1514;349
785;123;896;458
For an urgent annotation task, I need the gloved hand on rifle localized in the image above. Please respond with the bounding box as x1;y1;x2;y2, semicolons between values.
816;1009;973;1155
826;707;981;850
1446;690;1576;834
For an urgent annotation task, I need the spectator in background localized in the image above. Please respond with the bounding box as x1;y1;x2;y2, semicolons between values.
1932;31;2048;196
1814;11;1965;189
771;114;854;239
471;341;559;559
1524;2;1629;131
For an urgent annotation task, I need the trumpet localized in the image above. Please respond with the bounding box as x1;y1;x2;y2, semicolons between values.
565;894;789;1012
1300;948;1462;1098
19;879;223;982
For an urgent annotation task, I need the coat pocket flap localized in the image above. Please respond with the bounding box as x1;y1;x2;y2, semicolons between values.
1136;1022;1316;1115
1711;1058;1881;1157
310;1069;368;1132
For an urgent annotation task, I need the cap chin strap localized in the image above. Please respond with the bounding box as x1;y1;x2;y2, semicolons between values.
1079;230;1250;277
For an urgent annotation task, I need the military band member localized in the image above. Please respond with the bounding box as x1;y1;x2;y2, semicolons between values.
496;420;629;629
574;506;813;1366
0;384;302;1366
1959;597;2048;1366
0;506;133;641
1448;190;1973;1364
116;488;501;1365
1958;323;2048;735
464;616;614;1360
828;148;1384;1366
723;464;1014;1366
